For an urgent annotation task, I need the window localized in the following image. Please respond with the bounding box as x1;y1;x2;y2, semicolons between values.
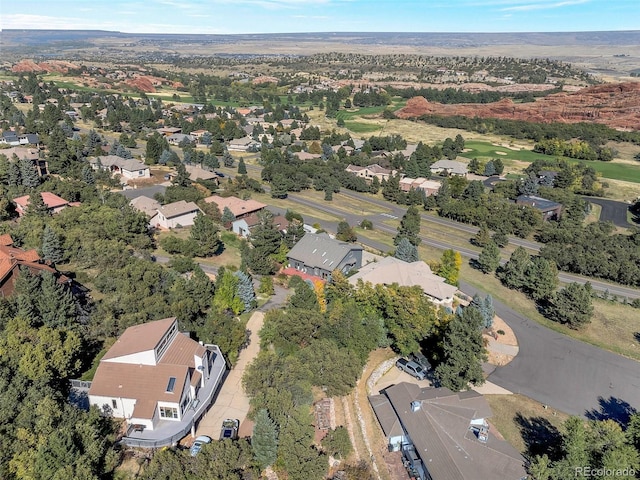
159;406;178;419
112;399;117;409
166;377;176;393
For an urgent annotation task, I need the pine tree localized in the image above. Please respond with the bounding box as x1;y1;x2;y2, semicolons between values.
394;237;419;263
247;211;282;275
252;409;279;469
324;188;333;201
26;192;50;217
41;225;64;264
81;165;95;185
234;270;256;312
435;307;487;391
172;163;191;187
190;212;222;257
473;224;491;247
477;241;500;274
8;160;21;187
221;206;236;225
394;205;421;246
36;271;77;329
19;156;40;188
237;158;247;174
223;150;234;167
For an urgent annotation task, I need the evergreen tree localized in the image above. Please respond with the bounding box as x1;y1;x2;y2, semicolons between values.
435;307;487;391
36;271;77;329
247;211;282;275
473;224;491;247
546;283;594;329
223;150;234;167
252;409;278;469
493;158;505;175
394;237;419;263
394;205;421;246
477;241;500;273
19;156;40;188
221;206;236;225
158;149;172;165
172;162;191;187
26;191;50;217
234;270;256;312
190;212;222;257
81;165;95;185
324;188;333;201
484;160;496;176
237;158;247;174
41;225;64;264
8;161;21;187
497;246;531;290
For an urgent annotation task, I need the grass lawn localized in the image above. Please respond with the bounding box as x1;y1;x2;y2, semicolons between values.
584;203;602;223
486;394;569;456
345;121;384;133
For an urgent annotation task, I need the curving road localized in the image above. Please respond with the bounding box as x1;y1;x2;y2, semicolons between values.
461;281;640;420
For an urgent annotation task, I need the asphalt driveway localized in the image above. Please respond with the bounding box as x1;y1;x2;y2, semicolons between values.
584;197;631;228
460;281;640;422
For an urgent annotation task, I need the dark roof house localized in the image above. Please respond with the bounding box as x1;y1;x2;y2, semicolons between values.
287;233;363;281
516;195;562;221
369;382;526;480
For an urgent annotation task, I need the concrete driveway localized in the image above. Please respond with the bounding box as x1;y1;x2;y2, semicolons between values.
195;311;264;440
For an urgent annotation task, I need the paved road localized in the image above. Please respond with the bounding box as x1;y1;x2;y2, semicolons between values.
461;281;640;421
584;196;632;228
279;191;640;300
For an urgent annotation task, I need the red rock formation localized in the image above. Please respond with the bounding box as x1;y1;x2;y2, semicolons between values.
395;82;640;131
124;77;156;93
11;60;78;73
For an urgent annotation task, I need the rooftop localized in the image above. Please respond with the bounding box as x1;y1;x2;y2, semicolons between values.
91;155;148;172
287;233;363;271
13;192;69;210
204;195;266;218
102;317;177;360
158;200;201;219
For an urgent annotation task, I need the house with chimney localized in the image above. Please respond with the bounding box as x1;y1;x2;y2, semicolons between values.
88;317;226;444
369;382;526;480
90;155;150;180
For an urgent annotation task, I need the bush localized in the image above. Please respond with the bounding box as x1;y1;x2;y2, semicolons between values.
159;235;198;257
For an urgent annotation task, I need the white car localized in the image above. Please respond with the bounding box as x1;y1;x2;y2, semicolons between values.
190;435;211;456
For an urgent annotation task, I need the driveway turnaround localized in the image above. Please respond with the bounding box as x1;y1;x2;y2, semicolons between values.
196;311;265;439
461;282;640;422
584;197;631;228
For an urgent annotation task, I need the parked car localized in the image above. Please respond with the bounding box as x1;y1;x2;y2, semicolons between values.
396;358;427;380
220;418;239;440
409;352;432;372
190;435;211;456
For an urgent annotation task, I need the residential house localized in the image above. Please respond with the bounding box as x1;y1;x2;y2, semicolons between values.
295;151;322;161
232;212;288;238
129;196;161;226
1;146;49;176
0;235;71;297
157;126;182;136
88;317;226;440
90;155;150;180
13;192;71;217
204;195;266;220
189;130;209;142
0;131;39;146
167;133;195;146
516;195;562;221
345;164;396;182
430;159;468;177
399;178;441;196
369;382;526;480
227;136;259;152
155;200;201;229
287;233;363;281
185;165;219;183
348;256;457;307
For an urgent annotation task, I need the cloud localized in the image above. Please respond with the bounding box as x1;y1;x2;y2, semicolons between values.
500;0;589;11
1;14;118;30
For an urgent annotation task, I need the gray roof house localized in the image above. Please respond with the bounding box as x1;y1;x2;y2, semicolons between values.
430;159;468;177
369;382;527;480
516;195;562;221
155;201;201;229
90;155;150;180
287;233;363;281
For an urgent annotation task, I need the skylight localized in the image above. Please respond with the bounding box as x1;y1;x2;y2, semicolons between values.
166;377;176;393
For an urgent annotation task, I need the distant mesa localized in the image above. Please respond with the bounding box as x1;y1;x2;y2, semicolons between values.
395;82;640;131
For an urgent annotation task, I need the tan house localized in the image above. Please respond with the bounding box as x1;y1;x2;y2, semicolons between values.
430;159;468;177
348;256;457;307
90;155;150;180
1;146;49;176
204;195;266;220
399;178;441;196
155;200;201;229
345;164;396;182
88;317;226;441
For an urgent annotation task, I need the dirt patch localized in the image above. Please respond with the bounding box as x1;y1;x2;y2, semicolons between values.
493;316;518;346
494;151;508;155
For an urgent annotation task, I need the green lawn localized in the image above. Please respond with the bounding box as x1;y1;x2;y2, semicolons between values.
464;140;640;183
345;121;384;133
336;99;407;121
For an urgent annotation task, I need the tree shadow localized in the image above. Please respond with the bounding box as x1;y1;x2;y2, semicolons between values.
634;332;640;343
515;413;563;459
585;396;637;427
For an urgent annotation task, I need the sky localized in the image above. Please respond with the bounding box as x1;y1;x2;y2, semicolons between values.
1;0;638;35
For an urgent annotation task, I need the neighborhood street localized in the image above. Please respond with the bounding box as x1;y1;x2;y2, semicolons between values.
461;281;640;421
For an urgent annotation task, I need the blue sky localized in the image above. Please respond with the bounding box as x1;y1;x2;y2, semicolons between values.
1;0;637;34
